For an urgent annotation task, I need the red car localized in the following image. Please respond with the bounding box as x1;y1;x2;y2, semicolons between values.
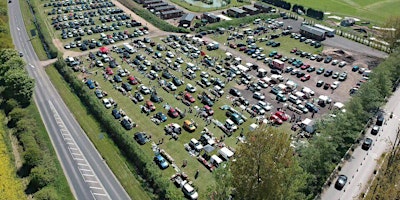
239;46;246;51
300;64;310;70
145;100;156;111
270;115;283;125
274;54;282;59
229;43;237;49
105;67;114;75
168;107;179;118
301;74;311;82
290;48;297;53
204;105;214;116
184;93;196;103
274;111;289;121
128;75;138;85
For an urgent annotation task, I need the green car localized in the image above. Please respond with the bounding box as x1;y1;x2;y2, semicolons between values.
316;67;325;74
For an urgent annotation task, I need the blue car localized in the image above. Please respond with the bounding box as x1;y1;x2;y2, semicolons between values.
154;154;169;169
86;79;95;89
155;112;167;122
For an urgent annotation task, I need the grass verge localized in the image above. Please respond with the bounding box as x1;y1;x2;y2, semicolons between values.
18;0;48;60
45;65;152;200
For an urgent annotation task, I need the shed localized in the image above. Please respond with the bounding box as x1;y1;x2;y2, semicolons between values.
227;7;247;18
301;118;315;133
147;2;168;9
143;0;162;6
203;12;220;23
299;25;326;41
242;6;259;15
155;5;175;12
160;9;183;19
179;13;196;27
254;2;272;13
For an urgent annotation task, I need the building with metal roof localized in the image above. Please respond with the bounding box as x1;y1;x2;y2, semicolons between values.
227;7;247;18
300;25;326;41
179;13;196;27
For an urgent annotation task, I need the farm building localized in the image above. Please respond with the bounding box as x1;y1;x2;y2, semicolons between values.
202;12;220;23
155;5;176;12
142;0;162;6
227;7;247;18
242;6;259;15
179;13;196;27
314;24;336;37
160;9;183;19
254;2;272;13
147;2;168;9
300;25;326;41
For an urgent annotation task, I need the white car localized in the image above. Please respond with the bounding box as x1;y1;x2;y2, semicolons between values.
331;81;340;89
186;84;196;93
102;98;112;108
189;138;203;152
257;101;272;111
253;92;265;100
139;85;151;94
167;82;177;91
182;183;198;200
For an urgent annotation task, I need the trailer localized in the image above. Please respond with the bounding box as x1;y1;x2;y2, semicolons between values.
123;43;135;54
272;59;284;70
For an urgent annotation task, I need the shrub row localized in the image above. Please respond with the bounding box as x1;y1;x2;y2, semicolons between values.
299;49;400;197
198;13;280;32
53;58;182;199
26;0;58;58
118;0;189;33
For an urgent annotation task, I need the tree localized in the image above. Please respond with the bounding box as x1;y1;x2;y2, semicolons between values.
230;125;307;200
0;49;19;64
8;107;28;128
30;166;56;190
34;186;59;200
382;16;400;50
207;164;233;200
0;56;25;78
3;68;34;107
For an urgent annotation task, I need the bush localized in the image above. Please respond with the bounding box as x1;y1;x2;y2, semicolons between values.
34;186;59;200
30;166;56;190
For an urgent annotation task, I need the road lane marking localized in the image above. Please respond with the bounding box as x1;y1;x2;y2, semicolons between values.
48;101;110;199
17;27;20;31
90;186;104;190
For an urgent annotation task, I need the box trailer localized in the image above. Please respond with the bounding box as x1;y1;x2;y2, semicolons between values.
272;59;284;70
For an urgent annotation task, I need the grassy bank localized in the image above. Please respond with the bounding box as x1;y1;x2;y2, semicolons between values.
18;0;48;60
45;66;152;200
0;113;26;200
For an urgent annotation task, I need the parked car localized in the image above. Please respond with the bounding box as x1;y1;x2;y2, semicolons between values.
134;132;147;145
371;125;380;135
229;88;242;97
362;138;373;150
154;154;169;169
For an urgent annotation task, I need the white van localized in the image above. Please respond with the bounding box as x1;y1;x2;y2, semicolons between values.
218;147;234;160
210;155;223;167
253;18;261;24
225;119;237;131
289;95;302;105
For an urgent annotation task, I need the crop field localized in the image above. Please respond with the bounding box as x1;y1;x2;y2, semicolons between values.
285;0;400;24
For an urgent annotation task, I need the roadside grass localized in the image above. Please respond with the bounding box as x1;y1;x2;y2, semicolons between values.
45;66;152;200
284;0;400;24
18;0;48;60
168;0;250;13
26;103;74;199
67;39;256;197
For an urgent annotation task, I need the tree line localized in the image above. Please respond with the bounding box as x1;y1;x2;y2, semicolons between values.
0;49;73;199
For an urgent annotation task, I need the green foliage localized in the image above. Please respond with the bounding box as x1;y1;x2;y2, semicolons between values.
34;186;59;200
30;166;57;190
0;1;13;48
118;0;189;33
230;125;307;200
0;49;19;64
207;164;233;199
300;50;400;197
8;108;28;128
3;68;35;107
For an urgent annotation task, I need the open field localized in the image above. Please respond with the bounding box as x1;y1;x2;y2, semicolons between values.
45;66;152;199
285;0;400;24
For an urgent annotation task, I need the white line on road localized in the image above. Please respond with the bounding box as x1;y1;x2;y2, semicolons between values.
77;163;89;166
82;174;95;177
92;193;108;196
90;186;104;190
17;27;20;31
85;180;98;183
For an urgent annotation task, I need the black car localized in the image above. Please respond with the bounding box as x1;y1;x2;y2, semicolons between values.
173;77;183;86
112;109;122;119
271;69;282;75
362;138;373;150
334;175;348;190
324;70;333;77
113;75;122;82
202;96;214;107
376;113;384;126
229;88;241;97
151;93;162;103
371;125;380;135
134;132;147;145
162;70;172;79
122;82;132;91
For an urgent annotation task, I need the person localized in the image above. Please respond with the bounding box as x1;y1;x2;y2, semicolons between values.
195;169;199;179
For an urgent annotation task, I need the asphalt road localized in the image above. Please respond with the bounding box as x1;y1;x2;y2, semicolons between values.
8;1;131;200
321;87;400;200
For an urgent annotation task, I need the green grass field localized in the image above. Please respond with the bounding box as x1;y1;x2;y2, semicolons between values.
285;0;400;24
